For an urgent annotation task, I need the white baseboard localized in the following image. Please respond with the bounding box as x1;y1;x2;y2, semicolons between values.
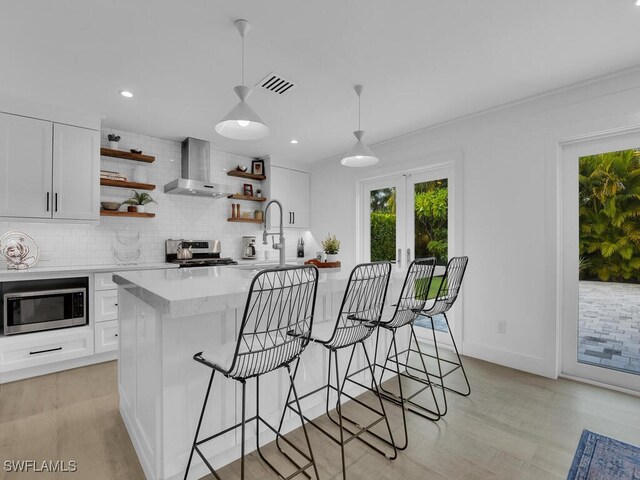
461;341;554;378
0;351;117;384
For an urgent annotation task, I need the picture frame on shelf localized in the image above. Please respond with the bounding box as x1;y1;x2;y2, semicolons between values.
243;183;254;196
251;159;264;176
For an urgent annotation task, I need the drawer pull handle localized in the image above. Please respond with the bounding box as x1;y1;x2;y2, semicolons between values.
115;303;118;306
30;347;62;355
114;334;118;337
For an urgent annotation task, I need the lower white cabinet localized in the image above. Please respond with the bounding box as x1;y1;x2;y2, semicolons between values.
0;328;93;373
95;320;119;354
94;289;118;322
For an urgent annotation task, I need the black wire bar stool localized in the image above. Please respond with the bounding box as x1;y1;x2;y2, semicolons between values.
184;265;320;480
344;258;442;451
282;262;396;480
411;256;471;417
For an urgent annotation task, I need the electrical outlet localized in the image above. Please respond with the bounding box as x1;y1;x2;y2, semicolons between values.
497;320;507;334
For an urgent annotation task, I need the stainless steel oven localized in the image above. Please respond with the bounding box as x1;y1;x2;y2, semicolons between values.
1;277;88;335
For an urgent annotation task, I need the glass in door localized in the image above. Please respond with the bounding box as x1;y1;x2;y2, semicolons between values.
561;134;640;392
406;171;452;338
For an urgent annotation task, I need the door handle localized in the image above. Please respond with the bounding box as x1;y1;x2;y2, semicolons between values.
46;192;50;212
292;212;295;224
54;193;58;212
397;248;402;268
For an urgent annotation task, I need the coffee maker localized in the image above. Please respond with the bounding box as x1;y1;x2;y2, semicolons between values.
242;236;256;259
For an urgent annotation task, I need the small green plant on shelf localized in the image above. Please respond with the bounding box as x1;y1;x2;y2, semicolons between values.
321;233;340;262
123;191;157;213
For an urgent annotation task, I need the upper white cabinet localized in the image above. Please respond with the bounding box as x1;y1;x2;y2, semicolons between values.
0;113;53;218
0;112;99;222
268;166;310;230
52;123;100;220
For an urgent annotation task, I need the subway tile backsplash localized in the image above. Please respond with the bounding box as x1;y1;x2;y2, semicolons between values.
0;128;308;268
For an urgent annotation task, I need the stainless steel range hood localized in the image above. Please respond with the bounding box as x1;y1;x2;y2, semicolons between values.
164;137;231;198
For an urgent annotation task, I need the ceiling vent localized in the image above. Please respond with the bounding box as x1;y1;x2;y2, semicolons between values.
256;72;296;95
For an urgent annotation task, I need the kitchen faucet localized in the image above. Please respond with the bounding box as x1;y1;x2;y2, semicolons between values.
263;199;286;268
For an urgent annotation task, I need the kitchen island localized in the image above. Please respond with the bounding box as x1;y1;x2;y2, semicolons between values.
114;265;405;480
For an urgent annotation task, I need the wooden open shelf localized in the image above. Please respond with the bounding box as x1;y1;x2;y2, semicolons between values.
100;148;155;163
227;170;266;181
100;210;155;218
227;217;264;224
227;194;267;202
100;178;156;191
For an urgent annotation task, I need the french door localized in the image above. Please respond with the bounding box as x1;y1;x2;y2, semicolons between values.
561;131;640;392
361;163;460;342
362;167;454;267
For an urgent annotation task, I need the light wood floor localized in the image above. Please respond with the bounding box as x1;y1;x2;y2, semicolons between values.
0;357;638;479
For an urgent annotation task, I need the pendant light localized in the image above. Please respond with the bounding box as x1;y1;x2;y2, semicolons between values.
341;85;379;167
215;19;269;140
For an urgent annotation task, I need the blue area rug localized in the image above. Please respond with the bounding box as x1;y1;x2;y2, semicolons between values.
568;430;640;480
414;314;448;333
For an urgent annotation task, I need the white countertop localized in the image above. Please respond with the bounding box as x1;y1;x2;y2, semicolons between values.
114;264;351;317
0;262;179;280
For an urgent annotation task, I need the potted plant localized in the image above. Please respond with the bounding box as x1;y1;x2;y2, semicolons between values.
255;188;263;198
321;233;340;263
123;191;157;213
108;134;121;150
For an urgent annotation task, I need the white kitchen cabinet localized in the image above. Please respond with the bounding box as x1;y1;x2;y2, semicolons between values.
53;123;100;221
0;112;53;218
95;272;118;291
94;319;119;354
0;327;93;373
268;166;310;229
0;111;99;222
94;289;119;322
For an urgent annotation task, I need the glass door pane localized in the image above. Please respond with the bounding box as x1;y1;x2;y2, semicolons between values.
561;133;640;392
362;176;405;267
578;148;640;377
414;178;449;266
370;186;397;262
407;169;452;340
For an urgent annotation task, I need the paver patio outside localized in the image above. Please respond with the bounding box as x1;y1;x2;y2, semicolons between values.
579;280;640;375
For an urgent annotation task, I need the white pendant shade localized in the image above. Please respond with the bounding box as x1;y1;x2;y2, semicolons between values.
215;19;269;141
341;85;379;167
341;130;379;167
215;86;269;140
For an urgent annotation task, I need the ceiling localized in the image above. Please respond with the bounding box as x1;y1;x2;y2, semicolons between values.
2;1;640;165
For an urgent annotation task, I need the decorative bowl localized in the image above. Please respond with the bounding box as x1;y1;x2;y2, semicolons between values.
236;165;248;172
101;201;122;211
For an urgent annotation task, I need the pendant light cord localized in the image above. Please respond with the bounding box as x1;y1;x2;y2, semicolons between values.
241;35;245;86
358;91;361;130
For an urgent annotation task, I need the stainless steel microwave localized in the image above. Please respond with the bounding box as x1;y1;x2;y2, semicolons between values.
1;277;88;335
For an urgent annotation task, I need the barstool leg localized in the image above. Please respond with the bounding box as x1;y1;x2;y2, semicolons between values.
287;362;320;479
442;312;471;396
411;321;448;416
240;379;247;480
333;349;347;480
184;370;216;480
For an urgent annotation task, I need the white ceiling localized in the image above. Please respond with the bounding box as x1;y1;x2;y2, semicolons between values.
2;1;640;165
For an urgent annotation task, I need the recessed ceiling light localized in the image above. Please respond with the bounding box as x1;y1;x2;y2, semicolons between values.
636;0;640;6
120;90;134;98
290;139;298;144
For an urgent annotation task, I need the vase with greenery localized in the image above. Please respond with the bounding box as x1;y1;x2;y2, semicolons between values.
108;134;121;150
123;191;157;213
321;233;340;263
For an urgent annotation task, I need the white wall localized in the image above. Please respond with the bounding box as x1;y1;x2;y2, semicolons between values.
0;128;310;267
310;67;640;378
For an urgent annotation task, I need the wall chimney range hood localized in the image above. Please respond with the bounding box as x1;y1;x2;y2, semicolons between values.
164;137;231;198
